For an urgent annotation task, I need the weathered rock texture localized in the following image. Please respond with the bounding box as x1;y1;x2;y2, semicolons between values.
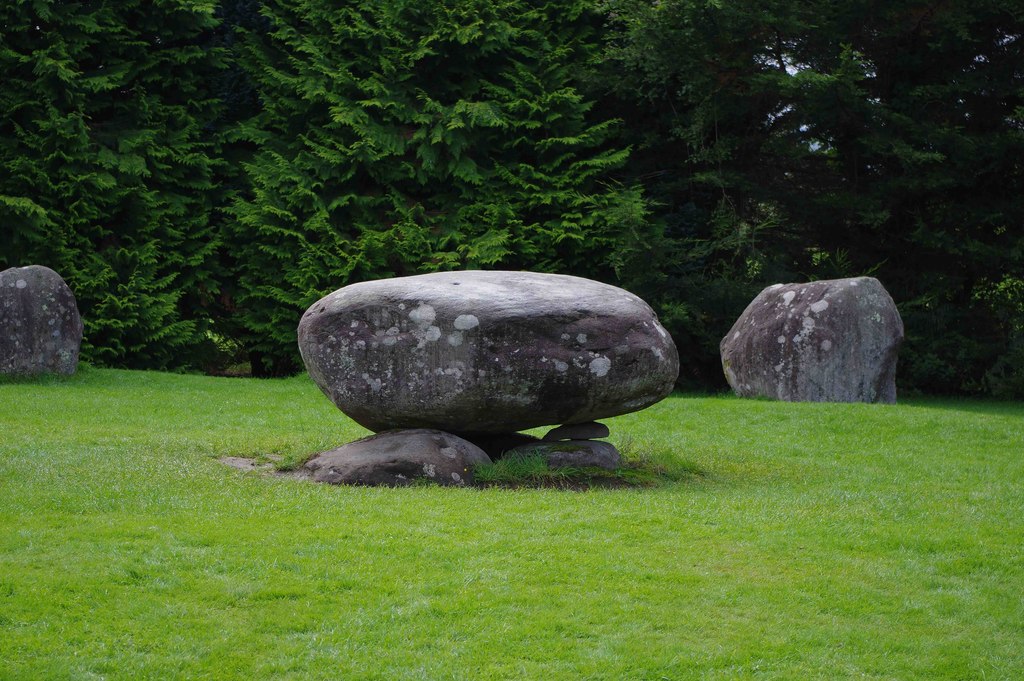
543;421;609;441
506;440;621;470
298;271;679;433
302;429;490;486
1;265;83;376
720;277;904;403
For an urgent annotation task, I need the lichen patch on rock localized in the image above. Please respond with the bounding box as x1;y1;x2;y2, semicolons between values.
1;265;83;377
297;271;678;433
720;276;903;403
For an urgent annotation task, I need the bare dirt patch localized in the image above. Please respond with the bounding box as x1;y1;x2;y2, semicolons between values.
218;455;672;490
218;456;275;472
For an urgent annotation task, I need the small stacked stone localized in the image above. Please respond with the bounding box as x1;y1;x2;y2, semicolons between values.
502;420;620;470
297;270;679;486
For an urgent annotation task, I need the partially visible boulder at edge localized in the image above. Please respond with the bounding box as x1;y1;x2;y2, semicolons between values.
1;265;83;376
302;429;491;486
298;270;679;433
505;440;621;470
720;276;904;403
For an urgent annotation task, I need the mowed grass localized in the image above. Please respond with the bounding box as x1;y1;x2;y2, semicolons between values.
1;368;1022;680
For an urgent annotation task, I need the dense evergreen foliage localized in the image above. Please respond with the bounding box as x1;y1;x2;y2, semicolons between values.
598;0;1024;394
0;1;224;368
1;0;1021;394
226;0;635;374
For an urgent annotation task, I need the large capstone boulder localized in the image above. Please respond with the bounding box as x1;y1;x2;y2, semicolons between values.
1;265;83;376
720;276;904;403
301;429;491;486
298;270;679;433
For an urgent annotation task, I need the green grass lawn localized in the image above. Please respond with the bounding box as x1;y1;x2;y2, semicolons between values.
2;368;1022;679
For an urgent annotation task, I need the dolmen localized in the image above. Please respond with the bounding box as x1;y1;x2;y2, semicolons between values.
1;265;83;376
720;276;903;403
298;270;680;485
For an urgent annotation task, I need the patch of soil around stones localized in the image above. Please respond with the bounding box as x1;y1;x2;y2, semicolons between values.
221;271;684;492
218;456;274;472
217;455;657;491
218;453;281;473
475;476;642;491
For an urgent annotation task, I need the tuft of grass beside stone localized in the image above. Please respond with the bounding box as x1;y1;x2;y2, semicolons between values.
472;446;703;489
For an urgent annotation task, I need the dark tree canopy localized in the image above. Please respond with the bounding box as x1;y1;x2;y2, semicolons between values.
1;0;1020;395
598;0;1024;394
0;0;224;368
226;0;638;374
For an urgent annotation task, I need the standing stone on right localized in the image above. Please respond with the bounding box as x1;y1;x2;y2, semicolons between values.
720;277;904;403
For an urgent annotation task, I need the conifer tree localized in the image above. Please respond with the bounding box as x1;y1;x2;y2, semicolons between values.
599;0;1024;394
229;0;636;374
0;1;224;368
